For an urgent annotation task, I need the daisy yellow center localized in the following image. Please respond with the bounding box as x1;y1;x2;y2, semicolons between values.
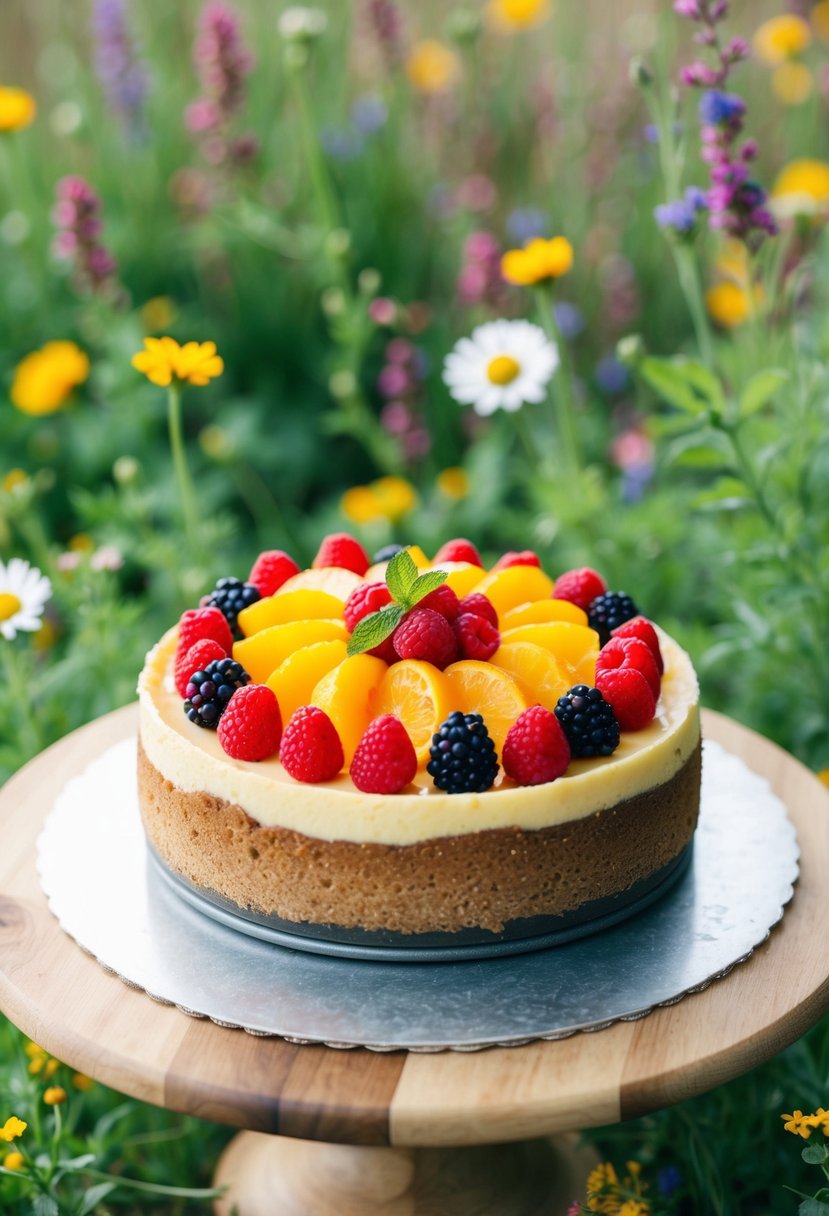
0;593;22;622
487;355;521;385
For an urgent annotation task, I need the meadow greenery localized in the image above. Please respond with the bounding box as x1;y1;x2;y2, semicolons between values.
1;0;828;1211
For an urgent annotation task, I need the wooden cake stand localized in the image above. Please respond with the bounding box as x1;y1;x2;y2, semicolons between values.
0;706;828;1215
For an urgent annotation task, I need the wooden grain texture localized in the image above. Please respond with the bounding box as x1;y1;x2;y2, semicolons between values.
0;705;827;1148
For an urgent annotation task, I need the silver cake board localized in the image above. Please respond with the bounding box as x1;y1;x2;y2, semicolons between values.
36;738;799;1051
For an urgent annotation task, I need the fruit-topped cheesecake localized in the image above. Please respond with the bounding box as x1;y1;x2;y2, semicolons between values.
137;534;701;946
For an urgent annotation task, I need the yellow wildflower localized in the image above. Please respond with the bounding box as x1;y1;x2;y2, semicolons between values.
818;769;829;788
705;282;752;329
10;341;90;417
140;296;177;333
131;337;223;388
3;1151;24;1170
782;1109;814;1138
586;1161;620;1213
436;467;469;500
341;486;384;524
618;1203;649;1216
0;1117;26;1142
754;14;812;64
772;61;813;105
25;1041;62;1077
68;533;95;553
72;1073;93;1092
501;236;573;286
486;0;551;31
771;158;829;219
406;40;460;94
804;1107;829;1135
0;86;36;132
813;0;829;42
2;469;28;493
371;476;417;520
43;1086;67;1106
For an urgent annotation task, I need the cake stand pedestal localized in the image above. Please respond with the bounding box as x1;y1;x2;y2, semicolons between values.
1;706;828;1216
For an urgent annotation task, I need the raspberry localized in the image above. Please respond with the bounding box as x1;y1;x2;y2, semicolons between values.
588;591;639;646
370;636;399;665
248;549;301;597
432;538;483;567
217;684;283;761
454;612;500;661
344;581;393;632
204;577;261;635
595;667;656;732
502;706;571;786
174;638;228;698
554;685;620;758
595;636;660;700
349;715;418;793
552;567;608;612
392;607;458;669
427;712;499;793
418;583;460;622
176;606;234;659
457;592;499;628
312;532;370;575
612;616;664;675
280;705;344;783
492;550;541;570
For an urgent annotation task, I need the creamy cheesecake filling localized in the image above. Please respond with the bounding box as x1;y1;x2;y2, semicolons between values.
137;627;700;847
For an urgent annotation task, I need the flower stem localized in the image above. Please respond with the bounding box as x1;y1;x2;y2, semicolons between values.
534;288;582;475
165;383;201;561
673;243;716;369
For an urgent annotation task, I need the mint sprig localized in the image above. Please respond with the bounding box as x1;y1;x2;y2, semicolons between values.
346;548;448;656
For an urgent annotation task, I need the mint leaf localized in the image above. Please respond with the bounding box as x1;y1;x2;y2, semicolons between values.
408;569;449;606
347;603;404;656
385;548;419;604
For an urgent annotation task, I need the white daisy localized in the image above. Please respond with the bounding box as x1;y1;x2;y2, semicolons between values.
442;319;559;416
0;558;52;641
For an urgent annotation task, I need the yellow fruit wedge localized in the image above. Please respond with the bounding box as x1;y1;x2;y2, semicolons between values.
472;566;554;617
364;545;430;585
266;639;348;725
502;598;588;628
275;567;363;602
443;660;528;759
375;660;452;766
233;619;348;684
500;622;600;684
310;654;389;763
237;589;345;638
427;561;484;598
491;642;571;713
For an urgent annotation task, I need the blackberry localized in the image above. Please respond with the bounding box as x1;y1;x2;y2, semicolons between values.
554;685;620;758
204;577;261;635
184;658;251;728
588;591;639;646
373;543;406;563
427;711;499;794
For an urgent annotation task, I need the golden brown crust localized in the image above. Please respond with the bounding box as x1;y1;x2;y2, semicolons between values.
137;740;702;935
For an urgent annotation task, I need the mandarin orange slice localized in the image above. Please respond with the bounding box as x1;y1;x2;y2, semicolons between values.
501;598;588;628
375;659;452;766
237;589;345;638
310;654;388;763
266;639;348;725
472;565;554;617
500;621;600;685
490;641;571;712
443;659;528;759
233;619;348;684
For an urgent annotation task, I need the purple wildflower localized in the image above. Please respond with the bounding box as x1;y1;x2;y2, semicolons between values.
698;89;745;125
456;231;507;309
51;176;120;297
364;0;405;65
187;2;256;169
655;185;708;235
506;207;549;244
91;0;147;138
351;95;388;134
595;355;630;396
553;301;586;341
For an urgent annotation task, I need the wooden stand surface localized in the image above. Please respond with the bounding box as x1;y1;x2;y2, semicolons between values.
1;706;827;1214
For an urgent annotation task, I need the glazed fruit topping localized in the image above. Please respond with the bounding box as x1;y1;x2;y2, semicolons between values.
248;549;301;597
176;605;234;659
611;616;664;674
349;714;418;794
595;635;660;699
312;532;370;576
432;538;484;567
204;577;261;636
184;658;251;728
427;711;499;793
552;567;608;612
174;637;228;698
595;667;656;732
217;684;283;761
392;606;458;669
280;705;345;783
454;611;500;661
502;705;571;786
587;590;639;646
554;685;620;758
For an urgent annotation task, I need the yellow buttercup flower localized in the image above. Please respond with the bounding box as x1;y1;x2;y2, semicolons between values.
0;86;36;132
617;1203;649;1216
436;467;469;500
705;281;752;329
486;0;551;31
754;14;812;64
132;337;223;387
72;1073;93;1092
43;1086;67;1106
341;485;384;524
371;476;417;520
0;1117;26;1143
140;295;178;333
771;158;829;219
10;341;90;417
782;1109;814;1138
3;1151;24;1170
406;40;460;94
501;236;573;286
772;61;813;105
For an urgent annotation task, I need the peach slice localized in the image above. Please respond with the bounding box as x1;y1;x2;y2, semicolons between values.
237;589;345;638
233;619;348;684
472;566;554;617
266;639;348;725
501;598;588;629
274;567;363;602
491;641;571;712
427;561;484;598
500;622;599;686
310;654;388;763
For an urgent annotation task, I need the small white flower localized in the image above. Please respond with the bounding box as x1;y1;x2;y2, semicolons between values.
442;319;558;415
278;7;328;40
90;545;123;573
0;558;52;641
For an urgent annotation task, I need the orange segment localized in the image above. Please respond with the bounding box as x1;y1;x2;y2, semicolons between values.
310;654;388;763
500;622;599;684
472;566;554;617
233;619;348;684
491;641;570;712
238;589;345;638
266;639;348;724
275;567;363;602
375;660;451;766
443;660;528;759
427;561;484;598
502;598;588;628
